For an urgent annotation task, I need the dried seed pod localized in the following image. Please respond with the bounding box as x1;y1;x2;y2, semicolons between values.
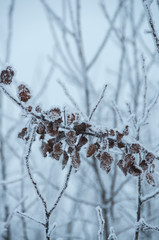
130;144;141;154
36;122;46;135
35;105;42;113
18;84;31;102
123;125;129;136
51;142;63;160
76;136;88;151
49;108;61;120
109;129;115;136
66;130;77;146
47;139;55;153
0;66;14;84
71;150;80;169
41;141;48;157
87;143;98;157
67;113;75;126
18;127;29;141
146;173;155;187
124;154;135;168
46;120;61;137
18;127;27;139
139;160;148;171
145;152;155;164
117;142;125;148
62;151;69;169
74;122;87;135
109;140;115;148
26;105;32;112
68;146;74;154
100;152;113;173
128;164;142;176
116;131;123;142
117;159;127;176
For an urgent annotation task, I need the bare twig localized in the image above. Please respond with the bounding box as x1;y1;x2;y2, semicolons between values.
143;0;159;55
141;189;159;204
96;206;105;240
89;84;107;121
16;210;45;226
136;218;159;232
49;165;72;215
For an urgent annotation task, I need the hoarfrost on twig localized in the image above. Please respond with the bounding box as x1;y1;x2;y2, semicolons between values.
108;227;117;240
96;206;105;240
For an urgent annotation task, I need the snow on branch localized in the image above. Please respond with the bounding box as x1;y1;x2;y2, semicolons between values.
16;211;45;226
48;164;72;216
96;206;105;240
143;0;159;55
136;218;159;232
0;66;158;182
89;84;107;121
108;227;117;240
141;189;159;203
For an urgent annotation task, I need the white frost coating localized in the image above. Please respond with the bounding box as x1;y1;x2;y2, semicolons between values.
141;188;159;203
136;218;159;232
108;227;117;240
96;206;105;240
143;0;159;55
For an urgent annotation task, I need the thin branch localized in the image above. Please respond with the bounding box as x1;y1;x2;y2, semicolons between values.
25;126;48;215
143;0;159;55
141;189;159;203
96;206;105;240
141;55;148;118
108;227;117;240
48;165;72;216
89;84;107;121
16;211;45;226
136;218;159;232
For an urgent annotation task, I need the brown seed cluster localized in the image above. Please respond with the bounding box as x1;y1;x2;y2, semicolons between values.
0;66;14;84
18;84;31;102
0;67;156;182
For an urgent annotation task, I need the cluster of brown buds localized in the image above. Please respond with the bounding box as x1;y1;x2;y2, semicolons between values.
0;66;156;185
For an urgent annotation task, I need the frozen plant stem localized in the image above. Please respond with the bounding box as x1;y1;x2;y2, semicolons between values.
25;127;72;239
96;206;105;240
134;175;142;240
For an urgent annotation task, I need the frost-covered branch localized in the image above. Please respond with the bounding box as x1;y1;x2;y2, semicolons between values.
136;218;159;232
96;206;105;240
108;227;117;240
143;0;159;55
89;84;107;121
49;165;72;216
25;126;48;215
16;210;45;226
141;189;159;203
